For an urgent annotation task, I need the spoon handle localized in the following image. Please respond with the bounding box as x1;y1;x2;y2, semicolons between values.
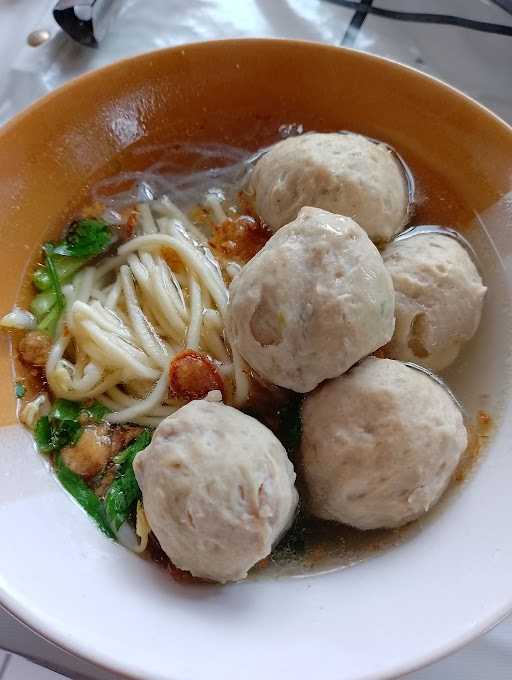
53;0;120;48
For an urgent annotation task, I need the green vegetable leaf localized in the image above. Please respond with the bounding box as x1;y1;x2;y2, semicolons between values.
15;382;25;399
34;416;52;454
106;430;152;532
34;399;83;455
64;423;83;449
31;395;117;540
105;468;140;533
41;244;65;336
113;429;151;465
31;219;112;336
50;399;82;450
31;219;112;334
37;305;61;334
33;256;86;292
33;398;149;541
30;289;57;320
50;399;81;422
53;219;112;259
55;454;114;538
80;401;110;423
35;416;80;455
43;244;65;308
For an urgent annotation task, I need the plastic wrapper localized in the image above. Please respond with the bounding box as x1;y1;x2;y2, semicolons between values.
0;0;511;126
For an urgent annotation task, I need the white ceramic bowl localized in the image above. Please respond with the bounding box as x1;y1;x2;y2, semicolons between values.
0;40;511;680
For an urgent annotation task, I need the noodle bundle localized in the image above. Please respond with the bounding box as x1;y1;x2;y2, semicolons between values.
46;197;249;426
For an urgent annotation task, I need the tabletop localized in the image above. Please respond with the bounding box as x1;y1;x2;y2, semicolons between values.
0;1;511;679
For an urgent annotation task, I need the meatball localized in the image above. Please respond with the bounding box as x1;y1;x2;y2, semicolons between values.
18;330;51;366
226;207;395;393
133;398;298;583
383;232;486;370
301;357;467;529
250;132;409;242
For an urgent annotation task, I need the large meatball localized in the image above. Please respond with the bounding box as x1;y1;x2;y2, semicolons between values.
226;207;395;392
133;396;298;583
301;357;467;530
250;132;410;242
383;232;486;371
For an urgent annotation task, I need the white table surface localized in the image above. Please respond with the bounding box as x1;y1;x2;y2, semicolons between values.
0;1;511;678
